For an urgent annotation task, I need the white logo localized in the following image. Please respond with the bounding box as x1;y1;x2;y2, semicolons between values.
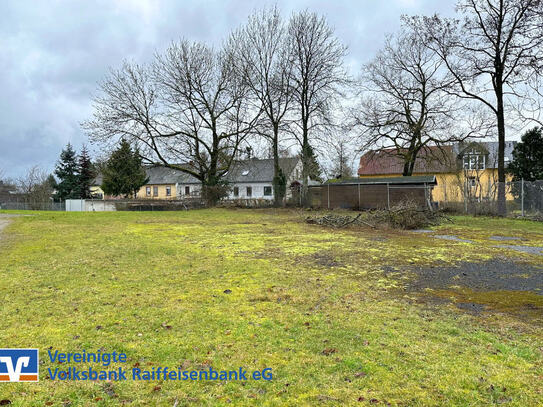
0;356;30;382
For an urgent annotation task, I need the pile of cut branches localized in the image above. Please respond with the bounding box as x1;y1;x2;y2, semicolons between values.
305;200;450;230
305;213;373;228
369;201;448;229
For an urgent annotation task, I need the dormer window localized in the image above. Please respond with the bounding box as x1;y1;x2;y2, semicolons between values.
462;148;486;170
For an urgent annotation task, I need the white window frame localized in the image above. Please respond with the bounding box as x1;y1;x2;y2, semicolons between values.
463;149;486;170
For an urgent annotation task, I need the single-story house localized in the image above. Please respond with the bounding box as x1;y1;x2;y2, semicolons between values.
309;175;437;209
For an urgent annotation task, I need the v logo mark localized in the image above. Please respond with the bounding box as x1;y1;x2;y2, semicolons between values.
0;356;30;381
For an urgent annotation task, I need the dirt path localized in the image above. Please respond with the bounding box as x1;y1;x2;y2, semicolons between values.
0;214;19;240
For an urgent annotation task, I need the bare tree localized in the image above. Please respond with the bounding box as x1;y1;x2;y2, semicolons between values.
322;131;355;179
85;40;260;205
411;0;543;215
353;23;488;176
17;166;54;210
288;10;348;204
155;40;261;203
231;6;293;206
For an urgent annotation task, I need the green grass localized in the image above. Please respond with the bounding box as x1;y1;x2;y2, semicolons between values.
0;209;542;406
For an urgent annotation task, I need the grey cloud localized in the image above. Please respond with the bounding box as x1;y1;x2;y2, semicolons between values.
0;0;455;179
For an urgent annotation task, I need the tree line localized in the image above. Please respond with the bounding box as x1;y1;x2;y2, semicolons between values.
9;1;514;213
84;7;347;206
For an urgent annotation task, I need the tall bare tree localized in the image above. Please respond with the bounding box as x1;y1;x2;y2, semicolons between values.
411;0;543;215
288;10;348;204
231;6;293;206
85;40;259;205
353;23;488;176
329;138;354;179
17;166;54;210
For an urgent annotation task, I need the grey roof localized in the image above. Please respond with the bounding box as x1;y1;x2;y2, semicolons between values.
454;141;517;168
225;157;299;183
93;157;300;186
145;165;200;184
322;175;437;186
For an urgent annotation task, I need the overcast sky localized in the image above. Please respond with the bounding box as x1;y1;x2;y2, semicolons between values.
0;0;457;179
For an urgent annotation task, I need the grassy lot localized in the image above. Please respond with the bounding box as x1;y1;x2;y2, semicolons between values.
0;209;542;406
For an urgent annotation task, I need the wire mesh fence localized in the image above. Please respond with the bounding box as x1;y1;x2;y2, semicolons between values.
1;180;541;217
436;180;543;218
0;201;65;211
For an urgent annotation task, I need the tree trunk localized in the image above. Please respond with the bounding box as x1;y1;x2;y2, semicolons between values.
496;82;507;216
402;141;418;177
272;124;283;207
301;118;310;207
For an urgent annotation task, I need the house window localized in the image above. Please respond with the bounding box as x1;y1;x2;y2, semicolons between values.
463;149;486;170
146;186;151;197
233;186;239;197
153;186;158;196
246;186;252;197
166;186;171;197
185;186;190;196
264;186;272;196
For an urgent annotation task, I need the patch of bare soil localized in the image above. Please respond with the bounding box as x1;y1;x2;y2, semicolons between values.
410;260;543;294
311;252;344;268
0;215;18;245
408;260;543;320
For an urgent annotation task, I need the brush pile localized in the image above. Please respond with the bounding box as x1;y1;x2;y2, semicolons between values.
305;200;449;230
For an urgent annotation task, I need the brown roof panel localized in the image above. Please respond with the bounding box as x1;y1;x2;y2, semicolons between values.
358;145;456;176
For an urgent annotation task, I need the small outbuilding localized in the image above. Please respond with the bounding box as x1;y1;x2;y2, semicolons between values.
309;176;438;210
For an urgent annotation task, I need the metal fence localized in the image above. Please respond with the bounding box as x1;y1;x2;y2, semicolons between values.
0;201;65;211
436;180;543;217
308;183;433;210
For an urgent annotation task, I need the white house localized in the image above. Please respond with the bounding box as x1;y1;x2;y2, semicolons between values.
176;157;303;201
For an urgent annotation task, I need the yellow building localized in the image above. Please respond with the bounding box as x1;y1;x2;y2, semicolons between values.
358;141;517;206
91;165;197;200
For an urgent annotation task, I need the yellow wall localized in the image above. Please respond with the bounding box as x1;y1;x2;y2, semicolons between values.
90;184;177;199
90;186;105;197
136;184;177;199
359;169;514;203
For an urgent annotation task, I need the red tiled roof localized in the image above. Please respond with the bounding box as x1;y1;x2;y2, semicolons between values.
358;146;456;176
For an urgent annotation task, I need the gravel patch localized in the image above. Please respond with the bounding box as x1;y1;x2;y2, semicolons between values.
412;229;434;234
494;245;543;256
433;235;474;243
409;260;543;294
489;236;523;241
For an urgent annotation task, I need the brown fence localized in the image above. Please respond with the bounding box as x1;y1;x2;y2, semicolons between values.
309;183;432;210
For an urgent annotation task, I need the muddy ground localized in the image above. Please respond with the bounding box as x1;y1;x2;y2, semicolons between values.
405;259;543;320
410;260;543;294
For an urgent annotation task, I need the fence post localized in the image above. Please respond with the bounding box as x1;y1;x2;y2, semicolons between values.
387;183;390;210
521;178;524;217
464;181;468;214
327;183;330;209
358;182;361;210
